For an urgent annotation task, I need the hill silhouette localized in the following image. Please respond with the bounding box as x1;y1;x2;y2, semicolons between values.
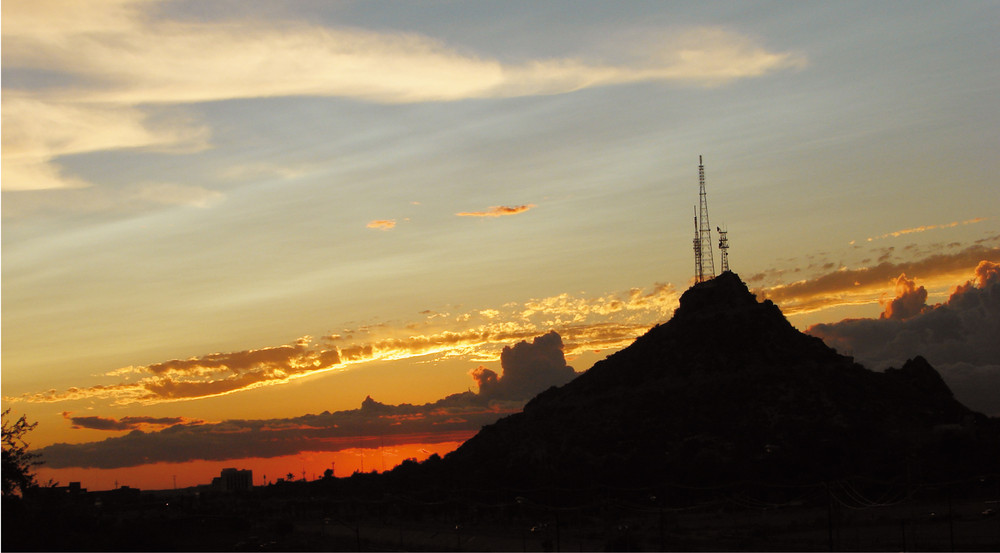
428;271;998;489
7;272;999;552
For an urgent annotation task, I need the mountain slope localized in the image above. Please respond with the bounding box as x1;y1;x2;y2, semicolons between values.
441;272;998;488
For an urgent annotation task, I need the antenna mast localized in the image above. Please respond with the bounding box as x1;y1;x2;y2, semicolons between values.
693;206;702;283
717;226;730;273
695;155;715;282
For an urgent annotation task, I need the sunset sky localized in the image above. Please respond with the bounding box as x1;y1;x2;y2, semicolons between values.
3;1;998;491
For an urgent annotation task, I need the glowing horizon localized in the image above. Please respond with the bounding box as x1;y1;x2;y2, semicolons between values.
35;438;473;492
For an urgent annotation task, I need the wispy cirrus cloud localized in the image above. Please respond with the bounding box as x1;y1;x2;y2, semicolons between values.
456;205;536;218
854;217;989;244
1;181;224;218
4;4;805;105
1;96;212;191
2;0;805;191
7;282;678;406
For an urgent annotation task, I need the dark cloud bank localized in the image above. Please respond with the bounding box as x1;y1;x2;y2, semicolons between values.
39;332;577;469
63;414;192;431
809;260;1000;416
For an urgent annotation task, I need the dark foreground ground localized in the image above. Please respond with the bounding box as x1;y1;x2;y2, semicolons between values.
5;474;999;551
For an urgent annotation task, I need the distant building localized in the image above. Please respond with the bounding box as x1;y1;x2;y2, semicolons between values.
25;481;87;501
92;485;141;507
211;468;253;492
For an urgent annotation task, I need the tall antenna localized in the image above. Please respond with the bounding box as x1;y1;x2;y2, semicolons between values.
693;206;702;282
717;226;730;273
696;155;715;281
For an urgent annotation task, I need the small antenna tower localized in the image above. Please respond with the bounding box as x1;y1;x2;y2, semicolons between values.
692;207;702;282
695;155;715;282
717;226;730;273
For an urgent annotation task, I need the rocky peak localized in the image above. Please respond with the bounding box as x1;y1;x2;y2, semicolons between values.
441;271;997;488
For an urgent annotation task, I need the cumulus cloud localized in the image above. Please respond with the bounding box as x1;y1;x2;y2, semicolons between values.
880;274;928;320
471;331;577;400
456;205;536;218
808;260;1000;415
7;283;679;406
38;331;581;469
2;0;805;191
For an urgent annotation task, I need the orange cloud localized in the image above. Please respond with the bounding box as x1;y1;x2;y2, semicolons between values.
20;243;997;407
366;219;396;230
8;283;678;406
11;340;345;405
757;245;1000;315
879;274;928;320
456;204;536;217
36;333;579;469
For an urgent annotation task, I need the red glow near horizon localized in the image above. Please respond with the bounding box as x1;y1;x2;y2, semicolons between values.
34;438;472;492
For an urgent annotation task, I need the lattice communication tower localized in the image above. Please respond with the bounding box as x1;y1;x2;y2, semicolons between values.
693;155;715;282
692;207;702;282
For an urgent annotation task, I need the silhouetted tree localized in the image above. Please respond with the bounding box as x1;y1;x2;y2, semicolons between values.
2;409;42;496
